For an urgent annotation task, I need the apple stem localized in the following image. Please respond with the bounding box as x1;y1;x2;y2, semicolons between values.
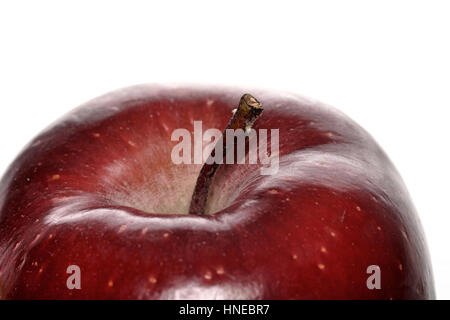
188;94;264;215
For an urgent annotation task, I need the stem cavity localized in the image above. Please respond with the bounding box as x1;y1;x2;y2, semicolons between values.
188;94;263;215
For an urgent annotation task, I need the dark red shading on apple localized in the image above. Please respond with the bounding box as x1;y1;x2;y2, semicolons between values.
0;85;434;299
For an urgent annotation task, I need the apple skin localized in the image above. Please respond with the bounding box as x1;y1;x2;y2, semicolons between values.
0;84;434;299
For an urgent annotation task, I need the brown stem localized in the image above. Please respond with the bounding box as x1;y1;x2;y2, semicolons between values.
189;94;264;215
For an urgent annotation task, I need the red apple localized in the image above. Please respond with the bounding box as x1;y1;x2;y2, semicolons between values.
0;85;434;299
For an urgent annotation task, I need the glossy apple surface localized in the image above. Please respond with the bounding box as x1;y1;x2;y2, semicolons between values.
0;85;434;299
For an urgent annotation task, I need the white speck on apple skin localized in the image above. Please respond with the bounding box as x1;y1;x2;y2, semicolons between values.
127;140;137;147
320;246;327;253
148;276;157;284
399;264;403;271
161;122;170;133
216;267;225;275
32;140;42;147
206;99;214;106
141;228;148;235
13;241;21;251
292;254;298;260
204;271;213;280
118;225;127;233
108;280;114;288
355;206;361;212
30;234;41;245
317;264;325;270
402;231;408;240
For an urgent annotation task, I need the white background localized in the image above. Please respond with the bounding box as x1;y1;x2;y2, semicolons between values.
0;1;449;299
